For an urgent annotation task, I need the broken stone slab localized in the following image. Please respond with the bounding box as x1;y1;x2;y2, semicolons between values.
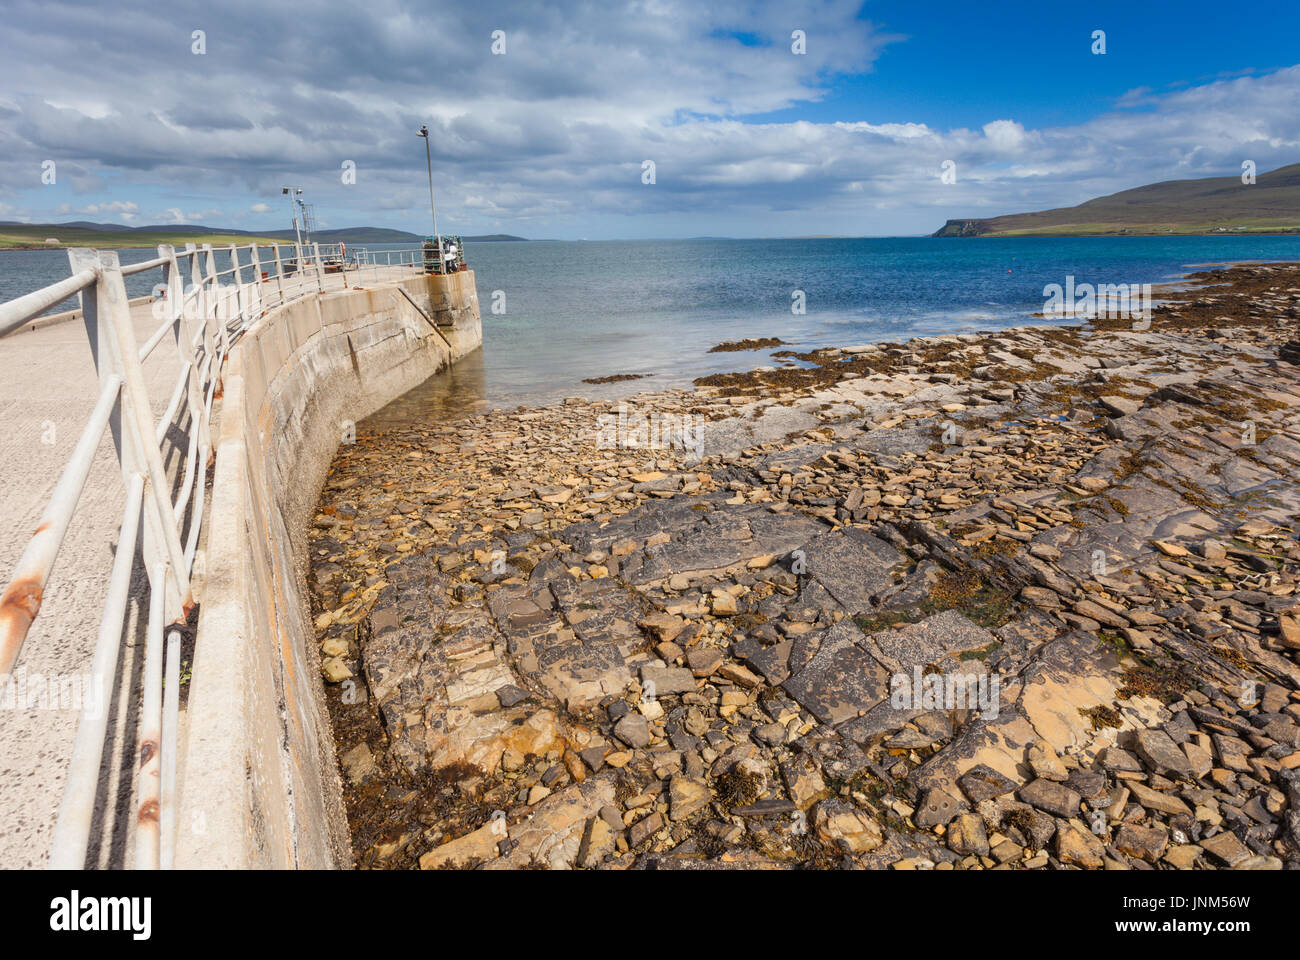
485;775;617;869
1113;823;1169;863
1015;631;1125;756
731;636;793;686
419;819;504;869
577;495;825;585
814;799;884;853
1018;778;1082;818
614;713;651;749
908;696;1038;802
1198;830;1253;867
640;663;697;698
1132;727;1195;781
866;609;999;673
957;764;1019;804
801;527;903;613
1126;781;1192;817
733;798;797;817
781;619;892;726
1099;395;1141;417
668;775;711;821
947;812;990;858
914;786;968;828
1055;822;1104;868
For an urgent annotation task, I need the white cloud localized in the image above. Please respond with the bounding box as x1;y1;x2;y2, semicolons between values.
981;120;1029;154
0;1;1295;236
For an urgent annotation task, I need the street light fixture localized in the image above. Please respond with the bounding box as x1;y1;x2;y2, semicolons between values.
281;185;304;256
416;125;442;272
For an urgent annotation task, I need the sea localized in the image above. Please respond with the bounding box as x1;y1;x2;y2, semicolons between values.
4;235;1300;421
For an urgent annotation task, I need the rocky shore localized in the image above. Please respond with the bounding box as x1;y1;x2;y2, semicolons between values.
307;262;1300;870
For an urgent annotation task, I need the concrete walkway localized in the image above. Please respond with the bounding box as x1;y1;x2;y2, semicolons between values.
0;263;418;868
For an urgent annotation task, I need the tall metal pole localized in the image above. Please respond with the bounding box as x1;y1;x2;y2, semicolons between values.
282;186;304;274
299;196;312;247
283;187;303;250
418;125;442;272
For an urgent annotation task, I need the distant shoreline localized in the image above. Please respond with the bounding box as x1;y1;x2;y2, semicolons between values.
936;229;1300;239
7;233;1300;251
0;227;528;251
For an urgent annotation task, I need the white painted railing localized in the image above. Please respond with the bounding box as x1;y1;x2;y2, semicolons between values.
0;238;335;869
348;236;468;283
348;246;425;283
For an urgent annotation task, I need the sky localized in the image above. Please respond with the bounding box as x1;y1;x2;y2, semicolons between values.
1;0;1298;239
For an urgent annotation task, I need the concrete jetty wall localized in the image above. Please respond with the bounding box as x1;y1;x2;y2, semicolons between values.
176;270;480;868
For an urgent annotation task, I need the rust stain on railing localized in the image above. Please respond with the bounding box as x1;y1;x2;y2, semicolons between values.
0;575;43;672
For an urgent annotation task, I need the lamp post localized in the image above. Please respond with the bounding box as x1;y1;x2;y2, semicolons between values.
281;185;304;262
416;125;442;272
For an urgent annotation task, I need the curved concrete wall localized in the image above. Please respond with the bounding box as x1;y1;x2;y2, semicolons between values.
176;271;480;868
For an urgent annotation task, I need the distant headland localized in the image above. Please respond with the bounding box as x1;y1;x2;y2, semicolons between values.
933;161;1300;237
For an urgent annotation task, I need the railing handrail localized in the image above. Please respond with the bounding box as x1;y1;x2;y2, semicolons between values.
0;238;339;869
0;269;99;338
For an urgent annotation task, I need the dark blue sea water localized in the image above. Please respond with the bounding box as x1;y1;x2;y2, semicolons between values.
5;236;1300;412
453;235;1300;408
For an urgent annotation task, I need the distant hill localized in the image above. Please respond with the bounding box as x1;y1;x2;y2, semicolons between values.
0;222;528;249
933;162;1300;237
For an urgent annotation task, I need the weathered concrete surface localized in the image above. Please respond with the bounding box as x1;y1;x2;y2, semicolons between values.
175;269;480;868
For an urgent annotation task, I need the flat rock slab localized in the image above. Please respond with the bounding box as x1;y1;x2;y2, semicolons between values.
640;663;697;697
956;764;1019;804
496;577;647;712
850;424;937;462
837;698;923;743
1018;778;1082;818
551;578;644;645
1133;728;1195;781
638;505;827;585
802;527;904;614
867;609;998;673
558;494;827;586
362;552;454;775
731;636;794;686
781;619;892;726
908;702;1038;799
486;775;617;870
914;787;968;827
751;442;835;474
698;405;822;459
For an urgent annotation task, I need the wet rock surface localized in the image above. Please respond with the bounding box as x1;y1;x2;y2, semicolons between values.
310;263;1300;869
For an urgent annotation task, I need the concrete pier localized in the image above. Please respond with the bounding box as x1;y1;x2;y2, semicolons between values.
0;265;481;868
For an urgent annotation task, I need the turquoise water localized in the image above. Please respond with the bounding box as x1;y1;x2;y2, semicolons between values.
5;236;1300;411
451;235;1300;407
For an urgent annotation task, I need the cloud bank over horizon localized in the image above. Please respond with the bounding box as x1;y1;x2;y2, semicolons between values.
1;0;1298;238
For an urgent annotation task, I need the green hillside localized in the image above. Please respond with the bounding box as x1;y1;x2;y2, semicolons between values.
933;162;1300;237
0;224;273;250
0;223;528;250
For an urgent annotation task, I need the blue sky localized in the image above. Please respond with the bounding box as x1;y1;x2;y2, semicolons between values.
748;2;1300;130
1;0;1298;239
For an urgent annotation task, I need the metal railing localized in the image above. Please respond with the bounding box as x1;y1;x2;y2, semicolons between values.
0;238;336;869
347;237;468;284
347;246;425;284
